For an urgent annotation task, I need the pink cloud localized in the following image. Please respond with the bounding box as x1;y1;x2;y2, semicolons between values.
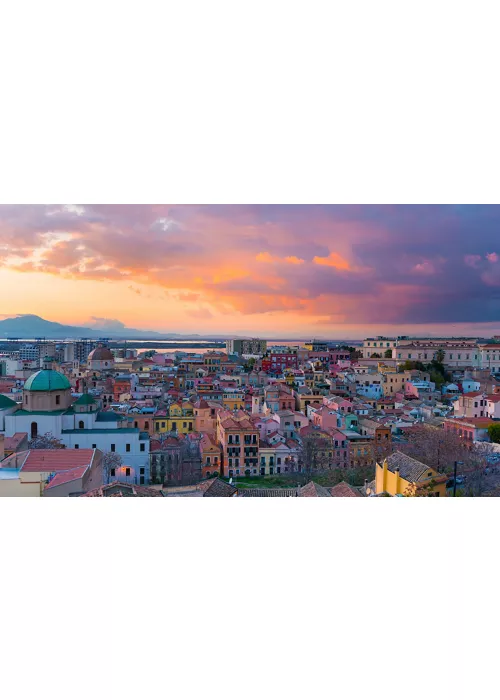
464;254;482;268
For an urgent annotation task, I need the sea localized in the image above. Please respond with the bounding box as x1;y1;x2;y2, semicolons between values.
133;341;310;354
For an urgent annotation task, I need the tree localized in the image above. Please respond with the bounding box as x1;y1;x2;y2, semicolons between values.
28;432;65;450
297;430;332;481
370;353;382;358
488;423;500;444
384;348;393;358
398;425;482;474
344;346;362;361
102;451;123;484
435;348;445;364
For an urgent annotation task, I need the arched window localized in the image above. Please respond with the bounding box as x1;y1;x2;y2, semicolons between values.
31;422;38;439
79;420;85;429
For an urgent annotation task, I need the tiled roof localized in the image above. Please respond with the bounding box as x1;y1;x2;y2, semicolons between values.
197;478;237;497
21;449;95;473
4;432;28;451
298;481;332;497
82;481;165;497
330;482;363;497
384;451;442;482
240;488;298;497
44;466;88;490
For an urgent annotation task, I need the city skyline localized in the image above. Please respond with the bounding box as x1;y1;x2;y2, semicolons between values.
1;204;500;337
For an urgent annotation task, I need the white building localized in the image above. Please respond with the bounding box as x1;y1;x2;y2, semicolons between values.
362;337;397;359
3;365;150;484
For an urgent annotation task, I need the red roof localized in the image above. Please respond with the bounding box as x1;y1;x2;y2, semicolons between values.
44;466;88;489
21;449;95;472
330;482;363;497
4;432;28;451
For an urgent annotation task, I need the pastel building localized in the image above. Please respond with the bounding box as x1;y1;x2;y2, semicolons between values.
3;365;150;482
216;409;259;477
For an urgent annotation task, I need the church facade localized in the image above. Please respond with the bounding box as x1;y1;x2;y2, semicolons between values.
2;362;150;483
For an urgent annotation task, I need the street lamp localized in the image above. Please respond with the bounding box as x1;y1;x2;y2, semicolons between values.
453;460;463;497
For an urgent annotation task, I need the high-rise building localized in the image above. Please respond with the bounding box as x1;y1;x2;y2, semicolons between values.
226;338;267;356
63;340;99;363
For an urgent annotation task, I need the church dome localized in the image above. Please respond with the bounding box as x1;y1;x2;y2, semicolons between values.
88;346;114;362
24;369;71;392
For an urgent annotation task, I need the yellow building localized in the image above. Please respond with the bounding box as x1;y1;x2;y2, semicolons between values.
297;393;323;412
222;392;245;411
375;451;447;496
153;401;194;434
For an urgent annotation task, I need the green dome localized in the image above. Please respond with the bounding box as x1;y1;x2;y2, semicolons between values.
24;369;71;392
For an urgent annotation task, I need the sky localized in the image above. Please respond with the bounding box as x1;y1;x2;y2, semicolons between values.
1;204;500;339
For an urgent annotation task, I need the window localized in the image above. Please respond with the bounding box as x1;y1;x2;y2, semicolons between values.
140;468;145;475
110;468;115;477
140;443;145;452
92;444;97;449
134;421;138;428
156;423;159;430
125;468;131;477
55;395;60;405
111;444;116;452
25;395;28;404
161;422;166;428
144;421;149;429
75;444;79;449
30;422;38;439
78;420;84;429
140;476;145;485
126;443;131;452
172;422;177;430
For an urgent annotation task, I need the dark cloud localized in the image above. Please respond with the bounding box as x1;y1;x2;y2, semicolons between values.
2;204;500;325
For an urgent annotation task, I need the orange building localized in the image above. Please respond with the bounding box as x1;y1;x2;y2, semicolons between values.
200;433;222;478
216;409;259;477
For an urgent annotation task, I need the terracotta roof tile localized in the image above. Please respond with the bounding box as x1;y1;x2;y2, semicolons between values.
330;482;363;497
82;481;165;497
21;449;95;472
298;481;332;497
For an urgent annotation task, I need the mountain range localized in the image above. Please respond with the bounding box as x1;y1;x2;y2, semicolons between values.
0;315;229;340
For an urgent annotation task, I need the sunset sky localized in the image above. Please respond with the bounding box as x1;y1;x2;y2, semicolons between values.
1;204;499;338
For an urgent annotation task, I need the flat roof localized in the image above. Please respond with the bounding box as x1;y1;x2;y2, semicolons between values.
0;468;21;480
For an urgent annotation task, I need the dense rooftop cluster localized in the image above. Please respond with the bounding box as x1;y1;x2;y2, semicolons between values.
1;335;500;496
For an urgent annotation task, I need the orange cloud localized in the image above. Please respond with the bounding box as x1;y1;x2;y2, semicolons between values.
255;252;275;263
313;252;350;270
285;256;305;265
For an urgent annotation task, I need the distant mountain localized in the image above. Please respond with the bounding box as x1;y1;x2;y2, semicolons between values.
0;314;189;340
